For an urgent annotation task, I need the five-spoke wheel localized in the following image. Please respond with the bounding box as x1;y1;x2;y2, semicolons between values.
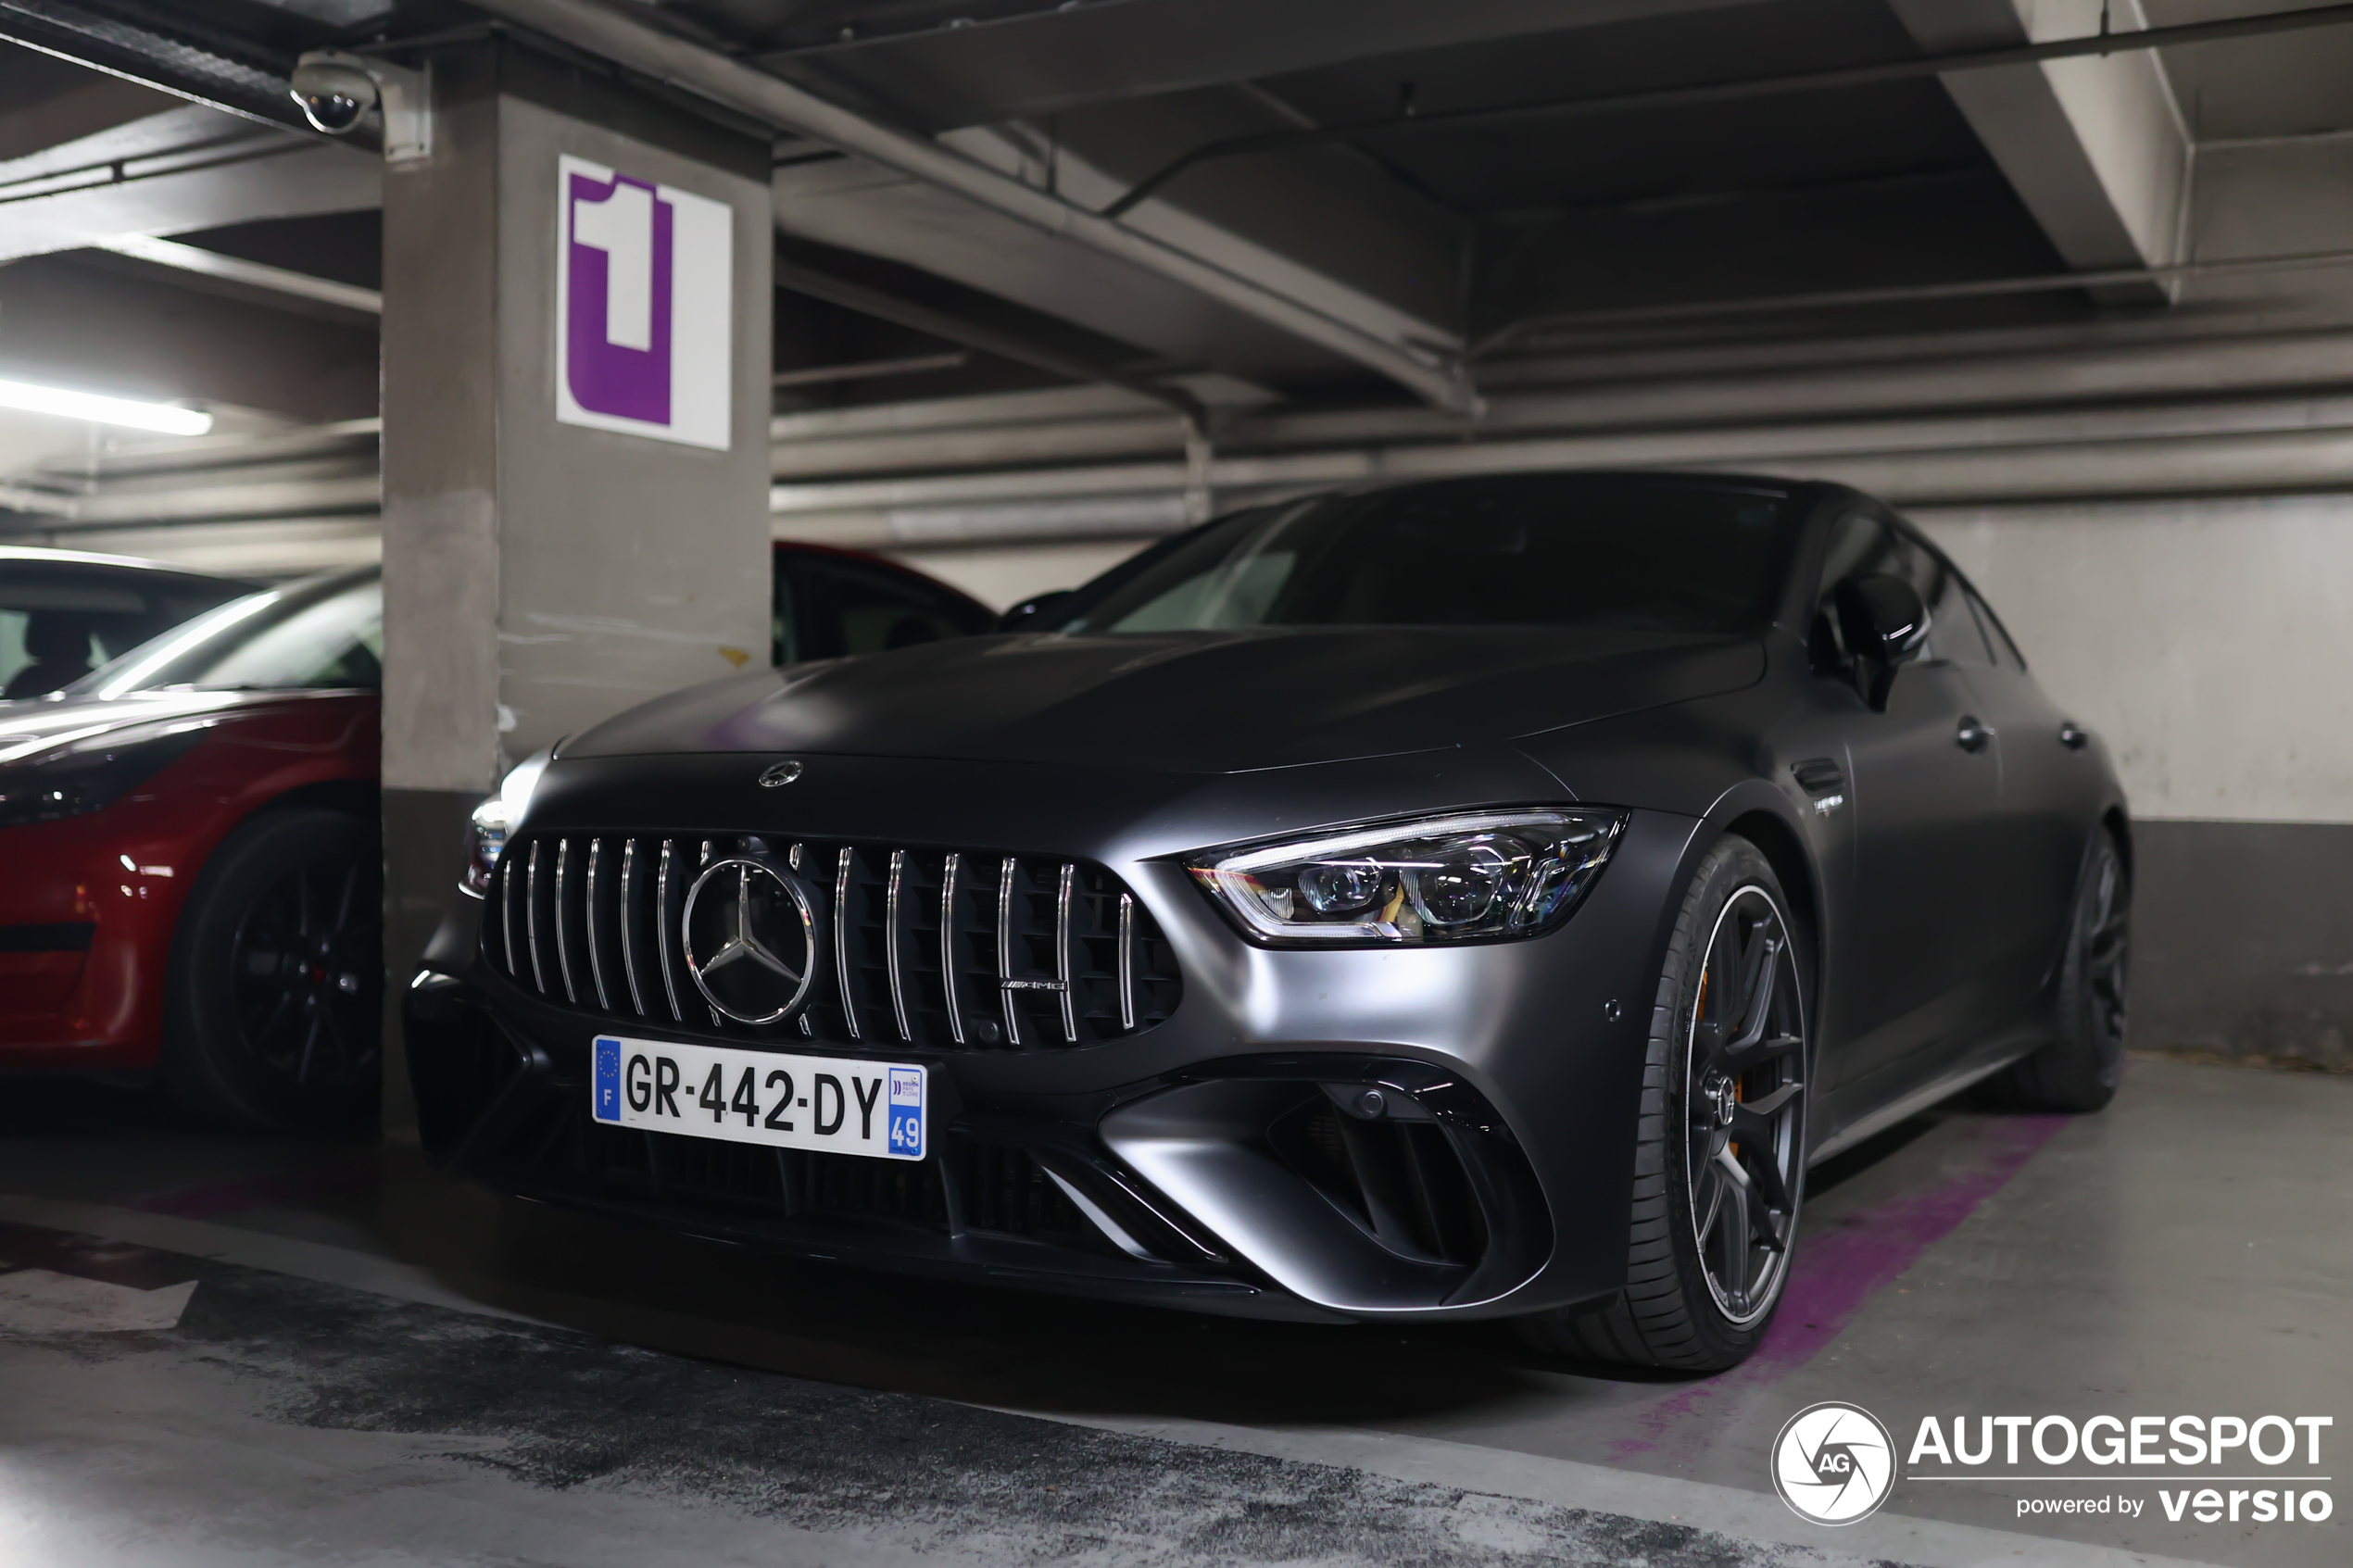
1683;883;1806;1325
1516;834;1810;1371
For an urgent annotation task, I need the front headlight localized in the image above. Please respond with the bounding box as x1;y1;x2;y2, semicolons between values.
1188;808;1625;946
0;720;210;829
459;747;550;897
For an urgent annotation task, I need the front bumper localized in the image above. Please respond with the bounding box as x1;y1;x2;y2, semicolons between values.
0;805;197;1070
405;748;1698;1323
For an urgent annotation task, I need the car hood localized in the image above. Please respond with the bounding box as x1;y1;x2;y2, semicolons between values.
564;627;1765;774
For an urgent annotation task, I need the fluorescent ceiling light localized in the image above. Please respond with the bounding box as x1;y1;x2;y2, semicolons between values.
0;376;213;436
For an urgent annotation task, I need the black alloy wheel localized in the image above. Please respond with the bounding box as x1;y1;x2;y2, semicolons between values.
231;850;379;1092
163;808;384;1132
1999;833;2131;1112
1682;883;1807;1325
1517;835;1809;1371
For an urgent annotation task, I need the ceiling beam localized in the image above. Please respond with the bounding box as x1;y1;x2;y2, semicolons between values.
1886;0;2189;307
751;0;1765;132
466;0;1477;413
0;0;343;141
1102;1;2346;220
0;103;379;265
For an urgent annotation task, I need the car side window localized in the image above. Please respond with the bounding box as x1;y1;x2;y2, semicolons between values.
0;570;157;698
800;558;978;658
772;569;800;667
1817;513;1990;667
1963;583;2026;669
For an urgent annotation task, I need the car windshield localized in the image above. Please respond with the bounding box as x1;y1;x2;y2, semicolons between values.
69;572;384;698
1067;477;1800;637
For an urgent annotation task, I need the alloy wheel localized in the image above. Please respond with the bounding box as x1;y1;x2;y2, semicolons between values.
1682;884;1807;1325
2083;851;2130;1050
230;851;382;1095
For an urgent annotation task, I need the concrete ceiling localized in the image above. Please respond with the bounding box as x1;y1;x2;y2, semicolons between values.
2;0;2352;429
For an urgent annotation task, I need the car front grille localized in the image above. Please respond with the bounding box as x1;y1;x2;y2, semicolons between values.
481;833;1180;1049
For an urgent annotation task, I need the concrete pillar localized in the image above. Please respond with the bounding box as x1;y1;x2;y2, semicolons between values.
379;42;773;1122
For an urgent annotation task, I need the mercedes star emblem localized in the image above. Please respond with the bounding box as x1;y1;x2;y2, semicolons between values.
681;858;820;1023
758;759;803;788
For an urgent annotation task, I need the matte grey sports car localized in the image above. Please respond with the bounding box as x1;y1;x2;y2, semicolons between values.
406;472;2130;1370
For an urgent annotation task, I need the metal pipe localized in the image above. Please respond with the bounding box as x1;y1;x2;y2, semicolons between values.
1104;3;2353;220
1479;245;2353;357
463;0;1477;414
772;351;967;388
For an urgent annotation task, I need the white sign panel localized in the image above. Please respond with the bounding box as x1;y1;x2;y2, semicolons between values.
555;154;733;450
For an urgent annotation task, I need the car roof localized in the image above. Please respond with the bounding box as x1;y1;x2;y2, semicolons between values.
0;544;263;587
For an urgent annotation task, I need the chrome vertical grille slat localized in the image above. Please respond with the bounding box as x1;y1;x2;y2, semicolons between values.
490;831;1178;1051
585;838;611;1011
655;839;685;1022
500;853;521;982
1054;861;1078;1044
619;838;646;1016
790;842;814;1037
1117;891;1137;1032
525;839;548;995
886;849;912;1042
835;846;862;1040
554;838;579;1004
940;852;965;1046
997;856;1023;1047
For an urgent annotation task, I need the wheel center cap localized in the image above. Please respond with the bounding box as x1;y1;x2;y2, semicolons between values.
1702;1073;1737;1127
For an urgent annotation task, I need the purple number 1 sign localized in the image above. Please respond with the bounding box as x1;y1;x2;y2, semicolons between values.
555;154;733;450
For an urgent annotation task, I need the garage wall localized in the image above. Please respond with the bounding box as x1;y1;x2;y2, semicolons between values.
1919;497;2353;1067
1915;496;2353;823
880;538;1142;611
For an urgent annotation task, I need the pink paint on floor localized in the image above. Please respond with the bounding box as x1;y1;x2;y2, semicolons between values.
1608;1111;2069;1460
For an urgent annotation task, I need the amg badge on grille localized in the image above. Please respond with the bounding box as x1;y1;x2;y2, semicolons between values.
682;859;821;1023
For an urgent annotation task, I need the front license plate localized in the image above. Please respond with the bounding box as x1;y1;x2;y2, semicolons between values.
590;1035;925;1161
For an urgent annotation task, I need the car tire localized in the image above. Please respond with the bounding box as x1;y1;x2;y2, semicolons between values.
159;807;383;1134
1516;834;1810;1372
1995;833;2131;1114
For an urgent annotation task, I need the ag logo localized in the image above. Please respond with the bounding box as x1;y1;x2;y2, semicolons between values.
1770;1402;1896;1525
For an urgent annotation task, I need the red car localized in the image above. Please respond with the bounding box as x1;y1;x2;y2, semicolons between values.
0;547;994;1130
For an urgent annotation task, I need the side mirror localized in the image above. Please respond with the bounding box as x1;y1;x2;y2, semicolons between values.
1831;572;1929;710
998;589;1076;633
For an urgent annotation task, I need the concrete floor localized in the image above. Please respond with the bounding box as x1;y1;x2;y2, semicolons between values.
0;1055;2343;1567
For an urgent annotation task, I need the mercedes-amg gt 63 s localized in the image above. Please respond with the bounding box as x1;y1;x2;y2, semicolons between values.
407;472;2130;1370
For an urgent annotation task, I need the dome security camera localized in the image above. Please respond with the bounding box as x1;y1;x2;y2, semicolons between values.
290;54;379;134
288;50;430;160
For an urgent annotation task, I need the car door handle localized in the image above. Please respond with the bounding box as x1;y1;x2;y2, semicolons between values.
1956;716;1993;753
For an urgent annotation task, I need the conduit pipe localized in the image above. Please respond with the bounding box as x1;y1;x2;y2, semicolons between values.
462;0;1479;415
